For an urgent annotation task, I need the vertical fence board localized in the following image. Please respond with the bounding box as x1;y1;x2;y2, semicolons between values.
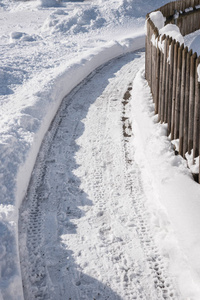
167;39;175;135
171;41;179;139
179;47;188;156
149;23;153;90
145;18;148;80
155;36;160;114
158;35;166;121
183;49;193;156
188;52;197;154
164;37;172;123
161;36;168;123
193;57;200;160
175;44;184;139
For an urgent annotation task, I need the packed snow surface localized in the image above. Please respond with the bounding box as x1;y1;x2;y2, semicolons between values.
1;0;200;299
149;11;166;30
19;50;178;300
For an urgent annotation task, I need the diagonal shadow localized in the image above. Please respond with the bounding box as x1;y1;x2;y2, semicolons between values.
19;51;143;300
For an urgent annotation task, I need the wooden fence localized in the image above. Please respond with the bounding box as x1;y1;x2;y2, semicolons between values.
145;0;200;182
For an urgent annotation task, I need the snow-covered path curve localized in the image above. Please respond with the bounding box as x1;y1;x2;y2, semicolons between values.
19;51;176;300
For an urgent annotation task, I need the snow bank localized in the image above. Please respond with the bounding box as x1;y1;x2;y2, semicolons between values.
0;34;145;299
131;68;200;299
16;35;145;209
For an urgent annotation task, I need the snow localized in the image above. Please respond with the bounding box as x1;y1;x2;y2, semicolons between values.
149;11;184;54
149;11;166;30
184;29;200;81
131;69;200;299
159;24;184;45
1;0;200;299
19;50;178;300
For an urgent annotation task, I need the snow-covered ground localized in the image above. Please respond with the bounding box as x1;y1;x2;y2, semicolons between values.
1;0;200;299
19;50;179;300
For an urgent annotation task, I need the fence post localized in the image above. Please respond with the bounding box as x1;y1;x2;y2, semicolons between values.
164;37;172;123
188;52;197;154
174;43;184;139
167;39;175;135
145;17;148;80
171;41;179;140
155;36;160;114
183;49;193;157
149;22;153;90
193;57;200;161
161;36;168;123
158;35;166;121
179;47;188;156
145;17;151;83
151;27;159;102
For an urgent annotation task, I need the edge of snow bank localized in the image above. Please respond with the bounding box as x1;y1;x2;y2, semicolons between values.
16;34;145;208
131;68;200;299
0;34;145;300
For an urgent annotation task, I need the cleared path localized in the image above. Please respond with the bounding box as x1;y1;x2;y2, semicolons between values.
19;51;177;300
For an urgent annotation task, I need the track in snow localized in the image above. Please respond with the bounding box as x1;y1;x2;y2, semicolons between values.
19;51;177;300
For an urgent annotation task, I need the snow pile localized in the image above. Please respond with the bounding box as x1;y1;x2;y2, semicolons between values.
149;11;166;30
41;8;106;34
159;24;184;45
131;68;200;299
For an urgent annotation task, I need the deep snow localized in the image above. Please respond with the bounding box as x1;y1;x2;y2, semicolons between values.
1;0;200;299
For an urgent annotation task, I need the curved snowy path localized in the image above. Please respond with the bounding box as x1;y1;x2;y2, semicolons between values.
19;51;176;300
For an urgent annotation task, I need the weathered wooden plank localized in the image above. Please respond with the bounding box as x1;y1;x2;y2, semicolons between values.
167;39;175;135
158;35;166;121
145;18;150;83
145;18;148;80
183;49;193;156
161;36;168;123
179;47;188;156
155;36;160;114
171;41;179;140
174;44;184;139
188;52;197;154
164;37;172;123
193;57;200;161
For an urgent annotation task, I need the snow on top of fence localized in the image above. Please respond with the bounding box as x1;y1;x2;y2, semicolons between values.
185;7;194;12
197;64;200;82
149;11;165;30
159;24;184;45
149;11;184;54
